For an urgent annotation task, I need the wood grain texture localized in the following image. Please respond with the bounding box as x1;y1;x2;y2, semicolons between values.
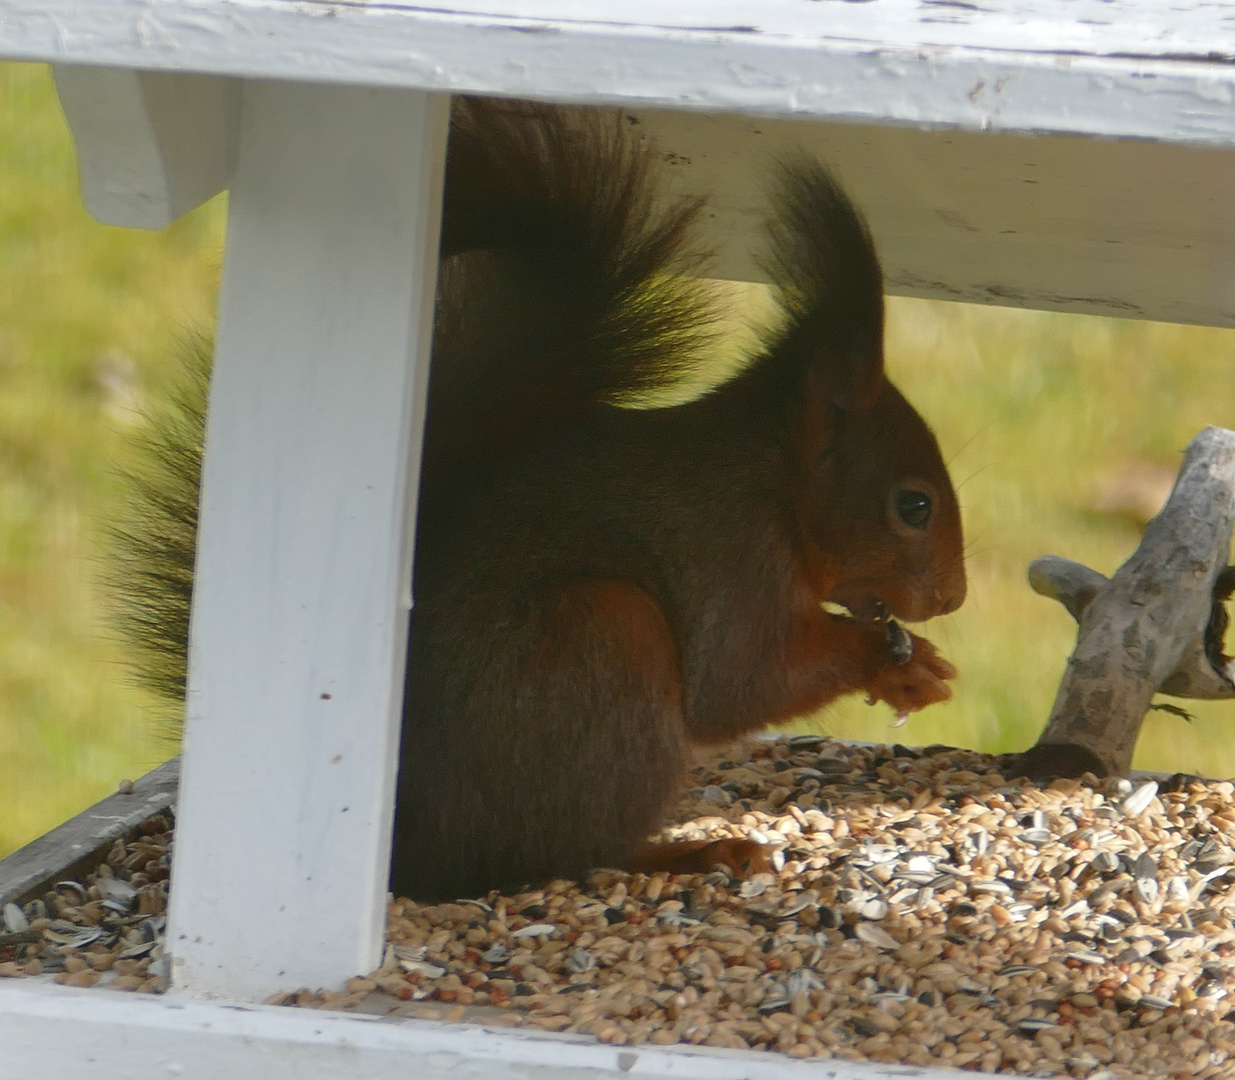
1029;555;1235;701
1022;427;1235;777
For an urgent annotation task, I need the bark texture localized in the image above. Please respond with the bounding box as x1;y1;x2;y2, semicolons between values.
1016;426;1235;779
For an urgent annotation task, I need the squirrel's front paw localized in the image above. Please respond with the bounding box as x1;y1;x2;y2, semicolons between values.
864;633;956;715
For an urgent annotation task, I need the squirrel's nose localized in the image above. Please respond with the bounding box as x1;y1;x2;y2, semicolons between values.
936;579;966;616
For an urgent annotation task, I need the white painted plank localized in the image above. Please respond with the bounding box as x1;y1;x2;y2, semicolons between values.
220;0;1235;56
167;80;448;1000
52;66;238;229
49;68;1235;327
629;109;1235;327
0;980;970;1080
4;0;1235;146
15;0;1235;64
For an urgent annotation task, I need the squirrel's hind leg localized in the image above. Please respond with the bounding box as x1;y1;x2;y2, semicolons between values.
526;582;775;884
392;578;690;901
626;836;773;879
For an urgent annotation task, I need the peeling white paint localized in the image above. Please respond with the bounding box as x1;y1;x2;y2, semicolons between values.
2;0;1235;144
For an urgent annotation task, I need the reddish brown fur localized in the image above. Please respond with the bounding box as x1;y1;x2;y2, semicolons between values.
390;101;965;902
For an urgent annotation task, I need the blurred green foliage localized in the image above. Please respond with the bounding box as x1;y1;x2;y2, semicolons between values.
0;63;224;857
0;61;1232;859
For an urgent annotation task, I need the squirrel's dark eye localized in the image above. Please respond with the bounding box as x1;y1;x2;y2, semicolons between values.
895;490;932;530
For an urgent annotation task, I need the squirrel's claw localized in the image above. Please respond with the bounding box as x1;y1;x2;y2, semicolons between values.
864;631;956;715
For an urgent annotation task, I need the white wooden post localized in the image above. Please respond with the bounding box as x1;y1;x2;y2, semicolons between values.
166;80;449;1000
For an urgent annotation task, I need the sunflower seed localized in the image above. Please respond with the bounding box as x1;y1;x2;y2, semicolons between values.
511;923;556;939
855;923;899;950
44;926;102;949
1017;1018;1059;1032
1091;850;1120;873
481;943;510;964
563;948;595;974
2;904;28;934
857;898;889;921
1121;781;1159;818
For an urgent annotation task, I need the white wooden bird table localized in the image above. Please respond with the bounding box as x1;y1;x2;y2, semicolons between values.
2;1;1235;1076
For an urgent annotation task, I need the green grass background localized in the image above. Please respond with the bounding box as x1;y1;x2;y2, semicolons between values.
0;63;224;857
1;61;1233;859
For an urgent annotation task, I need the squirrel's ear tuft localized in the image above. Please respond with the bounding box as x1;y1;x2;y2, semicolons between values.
762;161;886;414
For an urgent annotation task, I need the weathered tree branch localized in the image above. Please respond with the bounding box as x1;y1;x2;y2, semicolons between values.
1014;426;1235;780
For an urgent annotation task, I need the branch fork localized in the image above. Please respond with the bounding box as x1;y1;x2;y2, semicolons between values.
1015;427;1235;779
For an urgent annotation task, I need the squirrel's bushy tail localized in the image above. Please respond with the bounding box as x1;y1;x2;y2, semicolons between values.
106;335;209;718
426;99;716;468
107;100;715;713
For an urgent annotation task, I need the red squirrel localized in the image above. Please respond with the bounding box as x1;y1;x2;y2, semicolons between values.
112;98;964;903
389;100;966;902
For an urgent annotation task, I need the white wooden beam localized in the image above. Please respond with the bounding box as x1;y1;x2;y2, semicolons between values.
46;62;1235;327
5;0;1235;148
52;66;238;229
0;980;970;1080
167;80;449;1000
628;108;1235;328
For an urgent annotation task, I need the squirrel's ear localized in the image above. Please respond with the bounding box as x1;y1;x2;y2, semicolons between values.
815;342;884;414
799;323;884;419
779;313;884;418
763;162;886;417
788;321;885;459
798;349;884;458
